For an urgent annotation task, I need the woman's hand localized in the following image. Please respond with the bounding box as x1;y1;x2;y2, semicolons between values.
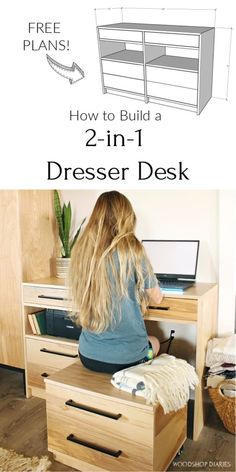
146;286;163;305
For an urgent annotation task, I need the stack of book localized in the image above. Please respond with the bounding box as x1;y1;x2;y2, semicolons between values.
28;310;47;335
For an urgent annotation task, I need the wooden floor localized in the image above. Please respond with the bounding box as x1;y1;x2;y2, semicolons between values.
0;366;235;472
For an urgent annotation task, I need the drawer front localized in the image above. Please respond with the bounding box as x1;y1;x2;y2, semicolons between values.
104;74;144;94
147;81;197;105
102;60;144;80
48;428;152;471
147;66;198;89
145;32;199;48
26;338;78;389
99;28;142;43
46;384;153;471
23;285;71;309
146;297;197;322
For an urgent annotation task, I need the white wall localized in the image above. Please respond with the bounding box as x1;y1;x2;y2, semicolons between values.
218;190;236;335
62;189;219;283
61;189;235;361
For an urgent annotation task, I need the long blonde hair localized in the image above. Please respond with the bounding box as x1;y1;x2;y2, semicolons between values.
69;191;154;333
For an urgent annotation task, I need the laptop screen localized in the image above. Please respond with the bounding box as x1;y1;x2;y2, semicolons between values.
142;240;200;280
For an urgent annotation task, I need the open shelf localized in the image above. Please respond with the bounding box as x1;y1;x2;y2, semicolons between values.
102;49;144;65
147;55;199;72
101;51;199;72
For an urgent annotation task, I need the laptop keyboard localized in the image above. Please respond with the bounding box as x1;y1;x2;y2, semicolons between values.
159;280;194;290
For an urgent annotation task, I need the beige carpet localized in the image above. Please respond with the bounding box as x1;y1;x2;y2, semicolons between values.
0;447;51;472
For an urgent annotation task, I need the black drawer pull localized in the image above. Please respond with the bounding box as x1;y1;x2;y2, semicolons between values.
67;434;122;458
41;372;49;377
38;294;66;301
40;348;78;358
65;399;122;420
148;306;170;310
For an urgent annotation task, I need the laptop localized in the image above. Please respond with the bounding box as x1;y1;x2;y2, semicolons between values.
142;239;200;291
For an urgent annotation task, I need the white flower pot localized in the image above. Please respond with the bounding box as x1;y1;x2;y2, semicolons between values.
56;257;71;279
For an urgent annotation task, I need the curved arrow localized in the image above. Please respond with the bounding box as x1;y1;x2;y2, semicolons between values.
46;54;85;84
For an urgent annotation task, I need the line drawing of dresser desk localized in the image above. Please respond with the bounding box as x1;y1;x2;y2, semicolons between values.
97;22;215;114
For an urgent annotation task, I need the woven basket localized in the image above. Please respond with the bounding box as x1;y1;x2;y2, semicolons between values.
209;381;236;434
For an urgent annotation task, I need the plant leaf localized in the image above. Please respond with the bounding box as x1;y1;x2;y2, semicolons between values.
54;191;85;258
64;202;72;241
61;203;71;257
54;190;64;246
70;217;86;251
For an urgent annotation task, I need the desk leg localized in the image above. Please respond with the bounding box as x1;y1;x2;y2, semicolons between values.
193;286;218;440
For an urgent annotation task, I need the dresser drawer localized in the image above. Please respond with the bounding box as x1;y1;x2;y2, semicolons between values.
102;60;144;80
46;384;153;471
146;297;197;322
145;32;199;48
23;284;71;309
26;338;78;389
147;66;198;89
147;81;197;105
104;74;144;94
99;28;142;43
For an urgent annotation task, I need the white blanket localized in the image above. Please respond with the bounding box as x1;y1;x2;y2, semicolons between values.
111;354;199;414
205;335;236;367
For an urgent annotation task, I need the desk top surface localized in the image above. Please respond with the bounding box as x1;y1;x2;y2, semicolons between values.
23;276;67;288
98;22;213;35
23;277;217;300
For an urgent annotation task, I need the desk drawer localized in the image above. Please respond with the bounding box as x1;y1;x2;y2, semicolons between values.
26;338;78;389
99;28;142;43
46;383;153;471
145;32;199;48
102;60;144;80
23;284;71;309
147;81;197;105
147;66;198;89
146;297;197;322
104;74;144;94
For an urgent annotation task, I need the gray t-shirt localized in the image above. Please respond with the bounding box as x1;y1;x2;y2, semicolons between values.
79;254;157;364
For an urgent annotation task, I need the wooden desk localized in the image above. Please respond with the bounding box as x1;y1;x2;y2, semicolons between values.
22;278;217;440
145;283;218;440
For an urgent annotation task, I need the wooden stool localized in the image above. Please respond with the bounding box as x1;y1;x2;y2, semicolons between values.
45;362;187;471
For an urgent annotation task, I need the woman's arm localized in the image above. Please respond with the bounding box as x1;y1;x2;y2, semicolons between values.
146;286;163;305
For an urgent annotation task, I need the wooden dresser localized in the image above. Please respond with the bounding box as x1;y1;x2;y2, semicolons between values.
45;362;187;472
22;278;217;440
22;277;76;399
97;22;215;114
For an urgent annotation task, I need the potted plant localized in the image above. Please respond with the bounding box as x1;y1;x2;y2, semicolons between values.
54;190;86;278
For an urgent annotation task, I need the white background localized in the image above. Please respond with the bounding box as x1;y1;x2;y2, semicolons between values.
1;0;236;188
